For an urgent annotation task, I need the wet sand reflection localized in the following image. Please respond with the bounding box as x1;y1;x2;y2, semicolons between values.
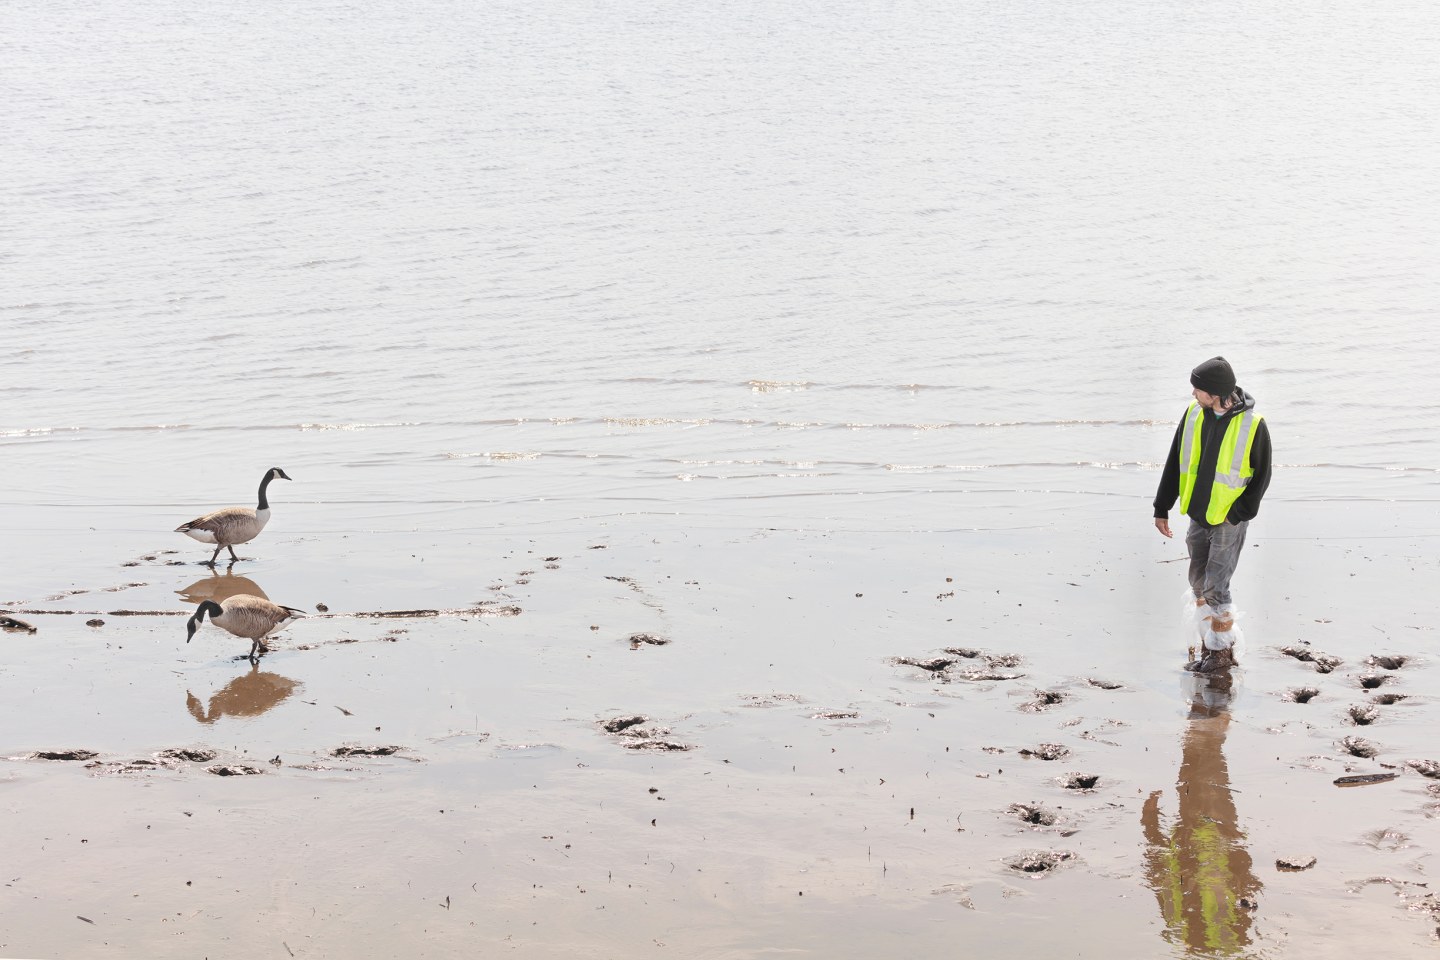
186;663;300;724
1143;674;1263;955
176;568;270;605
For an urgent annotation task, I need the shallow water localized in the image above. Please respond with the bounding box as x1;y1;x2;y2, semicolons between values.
3;516;1440;957
4;0;1440;955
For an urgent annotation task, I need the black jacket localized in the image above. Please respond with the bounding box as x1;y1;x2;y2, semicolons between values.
1153;388;1272;528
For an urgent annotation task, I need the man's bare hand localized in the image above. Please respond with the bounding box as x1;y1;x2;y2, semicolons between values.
1155;518;1172;538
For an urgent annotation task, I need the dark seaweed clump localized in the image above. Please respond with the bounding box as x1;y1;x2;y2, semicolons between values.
331;745;404;757
30;749;98;762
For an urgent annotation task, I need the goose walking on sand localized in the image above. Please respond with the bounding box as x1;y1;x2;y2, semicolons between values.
186;594;305;660
176;467;291;565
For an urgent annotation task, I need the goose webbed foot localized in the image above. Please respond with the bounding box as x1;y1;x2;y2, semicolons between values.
227;546;241;563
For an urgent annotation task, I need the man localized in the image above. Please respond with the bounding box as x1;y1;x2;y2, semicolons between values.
1154;357;1272;672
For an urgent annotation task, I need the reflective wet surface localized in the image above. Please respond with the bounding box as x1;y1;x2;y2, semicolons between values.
1143;675;1262;955
2;514;1439;956
185;663;301;725
176;569;271;606
4;0;1440;953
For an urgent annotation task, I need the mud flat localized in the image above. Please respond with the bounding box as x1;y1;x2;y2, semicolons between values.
2;501;1439;957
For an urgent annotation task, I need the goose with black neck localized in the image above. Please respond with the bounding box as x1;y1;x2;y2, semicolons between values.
175;467;291;565
186;594;305;661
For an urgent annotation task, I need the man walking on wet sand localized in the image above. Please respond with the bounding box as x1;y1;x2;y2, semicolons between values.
1154;357;1272;673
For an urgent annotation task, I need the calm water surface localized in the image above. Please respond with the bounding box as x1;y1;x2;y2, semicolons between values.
4;0;1438;534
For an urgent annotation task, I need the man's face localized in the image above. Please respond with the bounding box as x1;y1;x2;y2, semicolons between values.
1193;387;1223;410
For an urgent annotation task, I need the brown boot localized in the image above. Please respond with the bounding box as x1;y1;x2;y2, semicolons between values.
1190;607;1230;666
1187;647;1233;673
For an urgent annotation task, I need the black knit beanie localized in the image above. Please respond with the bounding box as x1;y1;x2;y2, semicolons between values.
1190;356;1237;396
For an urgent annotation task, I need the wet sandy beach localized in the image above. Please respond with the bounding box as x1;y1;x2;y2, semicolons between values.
3;497;1438;958
8;0;1440;952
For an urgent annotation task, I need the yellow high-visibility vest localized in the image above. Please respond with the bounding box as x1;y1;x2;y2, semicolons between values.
1177;403;1263;525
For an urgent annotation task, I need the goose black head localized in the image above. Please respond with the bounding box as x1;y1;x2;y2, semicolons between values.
268;467;292;482
186;600;223;643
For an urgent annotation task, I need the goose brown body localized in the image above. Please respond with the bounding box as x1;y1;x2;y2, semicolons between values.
186;594;305;660
176;467;291;564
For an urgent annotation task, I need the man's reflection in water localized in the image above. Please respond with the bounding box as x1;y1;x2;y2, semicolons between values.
1143;673;1263;955
186;663;300;724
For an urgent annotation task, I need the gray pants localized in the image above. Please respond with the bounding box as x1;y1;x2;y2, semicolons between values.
1186;519;1248;608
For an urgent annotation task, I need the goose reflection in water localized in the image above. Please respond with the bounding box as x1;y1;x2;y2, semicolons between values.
1142;673;1263;956
186;662;301;724
177;568;270;605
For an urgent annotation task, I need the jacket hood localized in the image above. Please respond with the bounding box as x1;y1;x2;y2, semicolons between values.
1197;387;1254;420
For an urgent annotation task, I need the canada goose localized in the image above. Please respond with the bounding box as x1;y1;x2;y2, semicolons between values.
186;594;305;660
176;467;291;564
